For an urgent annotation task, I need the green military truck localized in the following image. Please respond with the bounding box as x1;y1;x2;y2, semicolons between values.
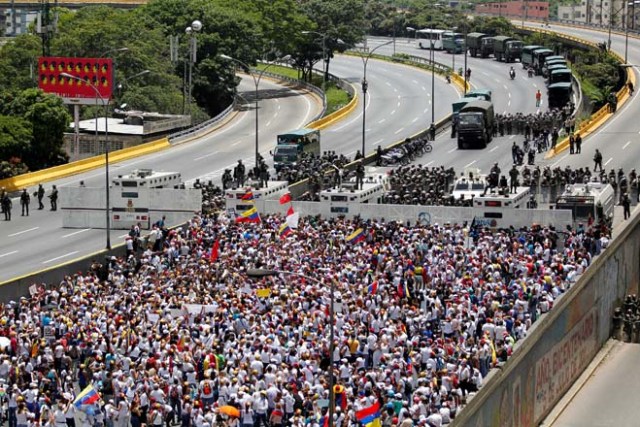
272;128;321;172
466;32;494;58
493;36;523;62
457;100;495;149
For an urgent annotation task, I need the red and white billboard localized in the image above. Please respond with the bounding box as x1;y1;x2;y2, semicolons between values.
38;56;113;104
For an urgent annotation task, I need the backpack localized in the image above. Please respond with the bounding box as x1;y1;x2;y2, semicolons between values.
203;381;212;395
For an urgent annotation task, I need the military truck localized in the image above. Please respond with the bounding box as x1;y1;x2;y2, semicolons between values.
493;36;523;62
457;100;495;149
467;32;494;58
547;82;573;109
521;45;543;68
272;128;321;172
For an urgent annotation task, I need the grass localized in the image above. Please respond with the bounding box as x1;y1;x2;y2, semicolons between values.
254;64;352;117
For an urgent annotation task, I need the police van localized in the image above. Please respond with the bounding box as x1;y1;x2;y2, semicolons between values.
555;182;615;226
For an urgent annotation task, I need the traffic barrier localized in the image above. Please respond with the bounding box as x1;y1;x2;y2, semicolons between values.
0;137;169;192
307;85;359;130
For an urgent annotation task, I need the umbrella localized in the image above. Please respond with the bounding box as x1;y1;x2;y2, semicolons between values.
0;337;10;349
218;405;241;418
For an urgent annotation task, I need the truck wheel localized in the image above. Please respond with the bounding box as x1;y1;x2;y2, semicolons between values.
457;141;464;149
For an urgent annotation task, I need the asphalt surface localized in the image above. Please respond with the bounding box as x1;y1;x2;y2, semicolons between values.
549;341;640;427
0;54;460;282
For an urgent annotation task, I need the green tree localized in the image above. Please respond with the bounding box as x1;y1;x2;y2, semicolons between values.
7;89;71;169
0;34;41;92
0;115;32;161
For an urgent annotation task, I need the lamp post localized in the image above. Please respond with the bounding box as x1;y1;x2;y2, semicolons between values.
185;20;202;118
463;30;469;96
406;26;416;43
247;268;336;427
359;40;393;158
61;72;111;249
116;69;150;96
220;54;291;172
430;35;435;125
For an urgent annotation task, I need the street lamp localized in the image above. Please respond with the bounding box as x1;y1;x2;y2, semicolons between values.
116;69;150;96
247;268;336;427
185;20;203;117
358;40;393;158
61;72;111;249
220;54;291;177
625;1;640;62
99;47;129;58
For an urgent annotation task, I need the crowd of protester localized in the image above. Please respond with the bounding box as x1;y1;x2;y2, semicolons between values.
0;210;611;427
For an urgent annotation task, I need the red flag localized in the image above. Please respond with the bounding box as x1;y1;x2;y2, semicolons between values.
209;240;220;263
287;206;294;217
279;193;292;205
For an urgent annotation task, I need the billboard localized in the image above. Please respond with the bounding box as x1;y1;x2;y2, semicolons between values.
38;56;113;104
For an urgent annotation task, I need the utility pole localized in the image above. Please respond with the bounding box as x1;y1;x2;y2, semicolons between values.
37;0;57;56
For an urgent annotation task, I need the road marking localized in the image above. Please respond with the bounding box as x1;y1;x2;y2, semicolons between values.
385;82;392;86
8;227;39;237
393;88;398;93
481;71;490;76
423;108;429;114
551;154;569;168
503;85;508;90
509;135;515;139
448;148;457;153
508;101;511;107
494;78;501;83
232;140;243;146
411;117;418;123
378;119;386;124
464;160;477;168
412;80;418;84
193;150;220;161
394;127;405;134
508;93;512;98
397;101;401;107
62;228;91;238
623;141;631;149
43;251;79;264
391;110;396;115
489;146;499;152
425;160;434;166
372;139;384;145
422;86;426;91
604;157;613;166
0;251;18;259
533;83;538;88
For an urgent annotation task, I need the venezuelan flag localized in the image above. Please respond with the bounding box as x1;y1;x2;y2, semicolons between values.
368;281;378;295
241;190;255;201
236;207;261;223
73;385;100;408
346;228;366;244
279;223;292;239
356;401;381;427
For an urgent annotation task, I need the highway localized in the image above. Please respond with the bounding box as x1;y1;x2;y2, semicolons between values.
520;22;640;175
547;341;640;427
0;54;460;282
367;37;548;174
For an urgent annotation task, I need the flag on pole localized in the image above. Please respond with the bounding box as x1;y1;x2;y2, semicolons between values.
368;281;378;295
279;222;292;239
209;239;220;263
236;207;261;223
346;228;366;244
279;193;292;204
285;206;299;229
334;385;348;411
73;385;100;409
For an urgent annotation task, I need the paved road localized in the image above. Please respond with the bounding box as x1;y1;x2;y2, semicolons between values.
549;341;640;427
519;22;640;175
0;55;460;282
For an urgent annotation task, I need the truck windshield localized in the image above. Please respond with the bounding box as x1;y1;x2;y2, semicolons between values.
459;115;483;126
275;146;298;156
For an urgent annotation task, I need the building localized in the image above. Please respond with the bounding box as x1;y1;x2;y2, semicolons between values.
4;8;38;35
557;0;628;28
474;1;550;20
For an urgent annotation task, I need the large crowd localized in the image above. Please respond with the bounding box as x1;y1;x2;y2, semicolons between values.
0;210;610;427
276;152;352;186
379;166;462;207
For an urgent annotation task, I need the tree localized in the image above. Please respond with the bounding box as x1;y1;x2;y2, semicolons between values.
0;34;41;92
7;89;71;169
0;115;32;161
301;0;368;80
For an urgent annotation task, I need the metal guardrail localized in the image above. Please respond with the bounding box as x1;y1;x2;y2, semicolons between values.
168;102;235;145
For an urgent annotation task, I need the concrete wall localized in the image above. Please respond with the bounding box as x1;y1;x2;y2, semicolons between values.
451;211;640;426
250;200;573;230
60;187;201;229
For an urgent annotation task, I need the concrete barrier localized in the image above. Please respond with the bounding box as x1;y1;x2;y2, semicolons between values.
451;209;640;426
0;137;170;192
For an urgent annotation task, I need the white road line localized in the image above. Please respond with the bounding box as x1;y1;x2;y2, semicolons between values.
494;78;501;83
489;146;499;152
397;101;401;107
393;88;398;93
481;71;490;76
411;117;418;123
412;80;418;84
623;141;631;150
8;227;39;237
508;101;511;107
372;139;384;145
0;251;18;259
391;110;396;115
378;119;386;124
509;135;515;139
385;82;392;86
551;154;569;168
62;228;91;238
508;93;512;98
464;160;477;168
425;160;434;166
43;251;79;264
447;148;457;153
503;85;508;90
423;108;429;114
533;83;538;88
604;157;613;166
193;151;220;161
394;127;405;134
232;140;243;146
422;86;427;91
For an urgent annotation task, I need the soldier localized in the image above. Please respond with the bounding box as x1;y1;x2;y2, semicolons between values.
624;309;636;342
355;161;365;190
49;185;58;211
20;189;30;216
575;133;582;154
233;160;246;187
259;162;269;189
1;193;11;221
569;134;575;154
37;184;45;209
593;149;603;172
623;192;632;220
509;165;520;194
612;307;623;340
